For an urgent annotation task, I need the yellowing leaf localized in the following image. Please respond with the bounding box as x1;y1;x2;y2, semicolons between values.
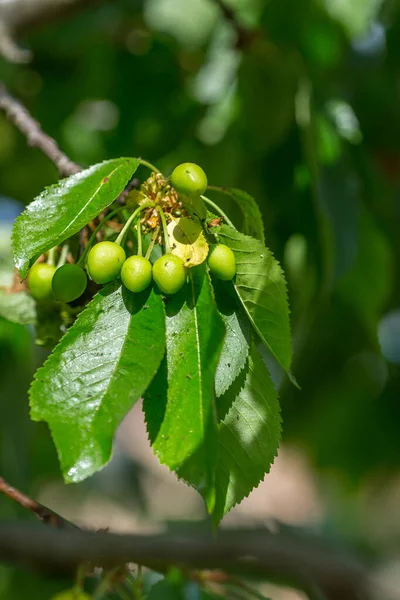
167;217;209;267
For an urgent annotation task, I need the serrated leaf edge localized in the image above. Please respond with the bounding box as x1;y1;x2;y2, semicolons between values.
213;346;282;525
218;225;293;373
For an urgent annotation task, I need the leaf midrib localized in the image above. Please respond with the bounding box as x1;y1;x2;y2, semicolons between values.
58;163;122;239
189;271;205;444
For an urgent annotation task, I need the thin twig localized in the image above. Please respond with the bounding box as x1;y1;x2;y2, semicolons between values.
0;83;139;210
0;0;102;63
212;0;258;50
0;477;77;530
0;83;80;177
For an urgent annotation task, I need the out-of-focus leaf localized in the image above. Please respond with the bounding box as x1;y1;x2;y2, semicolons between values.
337;212;393;334
0;290;36;325
51;590;92;600
325;0;383;39
147;579;223;599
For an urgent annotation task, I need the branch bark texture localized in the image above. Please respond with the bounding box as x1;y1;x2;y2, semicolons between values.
0;83;80;177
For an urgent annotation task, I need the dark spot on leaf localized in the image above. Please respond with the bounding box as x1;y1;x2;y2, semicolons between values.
227;363;231;368
102;177;109;183
156;394;161;399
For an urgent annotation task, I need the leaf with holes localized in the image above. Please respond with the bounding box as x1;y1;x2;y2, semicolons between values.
167;217;209;267
213;341;281;524
12;158;140;278
218;225;292;373
144;266;225;513
30;283;165;483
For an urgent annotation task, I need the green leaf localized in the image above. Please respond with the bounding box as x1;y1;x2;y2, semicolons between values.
0;289;36;325
30;283;165;483
213;342;281;524
144;267;225;512
12;158;140;279
167;216;209;267
211;187;265;243
218;225;292;373
212;279;251;399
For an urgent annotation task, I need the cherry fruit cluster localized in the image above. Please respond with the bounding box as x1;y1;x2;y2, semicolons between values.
27;163;236;303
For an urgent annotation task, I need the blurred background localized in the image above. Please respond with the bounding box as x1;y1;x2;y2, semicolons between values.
1;0;400;598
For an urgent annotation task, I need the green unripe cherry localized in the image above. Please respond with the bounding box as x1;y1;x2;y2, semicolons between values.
208;244;236;281
153;254;186;295
121;255;152;293
28;262;57;301
52;264;87;303
87;241;126;284
170;162;208;197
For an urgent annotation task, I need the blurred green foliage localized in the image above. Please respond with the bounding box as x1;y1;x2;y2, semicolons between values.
1;0;400;597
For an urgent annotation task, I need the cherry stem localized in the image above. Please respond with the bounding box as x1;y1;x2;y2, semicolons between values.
77;205;126;266
115;201;155;247
139;158;159;173
201;194;236;229
155;206;171;254
137;220;143;257
57;244;69;268
144;226;160;261
47;246;56;266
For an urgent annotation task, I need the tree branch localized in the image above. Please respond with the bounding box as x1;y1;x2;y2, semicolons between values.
0;477;77;530
0;0;102;63
0;83;80;177
212;0;258;50
0;523;371;599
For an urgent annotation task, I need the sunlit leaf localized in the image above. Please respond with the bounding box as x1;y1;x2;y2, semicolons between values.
212;278;251;398
218;225;292;373
144;266;225;512
12;158;140;278
213;342;281;524
167;216;209;267
30;283;165;483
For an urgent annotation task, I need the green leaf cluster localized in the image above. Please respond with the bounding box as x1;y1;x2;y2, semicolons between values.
9;159;292;523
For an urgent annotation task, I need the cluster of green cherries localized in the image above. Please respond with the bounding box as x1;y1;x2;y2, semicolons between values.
27;163;236;304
